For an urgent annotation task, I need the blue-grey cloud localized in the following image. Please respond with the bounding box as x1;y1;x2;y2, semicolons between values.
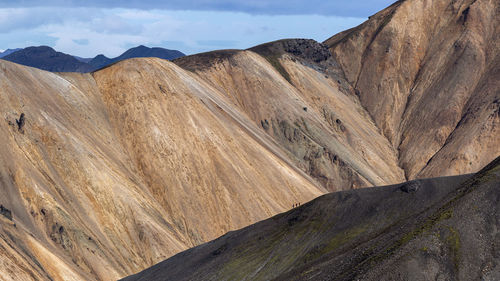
72;38;89;45
0;8;367;57
0;0;395;17
0;7;97;33
196;40;239;47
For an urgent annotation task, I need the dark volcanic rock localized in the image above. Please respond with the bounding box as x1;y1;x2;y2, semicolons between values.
0;205;12;221
400;180;420;193
250;39;331;63
173;49;240;72
121;157;499;281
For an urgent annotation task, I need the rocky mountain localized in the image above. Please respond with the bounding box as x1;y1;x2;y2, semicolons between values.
1;46;185;73
122;157;500;281
0;0;498;280
0;48;22;58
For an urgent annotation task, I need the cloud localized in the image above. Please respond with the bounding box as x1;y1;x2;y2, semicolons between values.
0;7;366;57
72;39;89;45
196;40;239;48
0;0;395;17
0;7;97;33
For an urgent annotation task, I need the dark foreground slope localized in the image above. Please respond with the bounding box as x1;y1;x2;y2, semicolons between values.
123;157;500;281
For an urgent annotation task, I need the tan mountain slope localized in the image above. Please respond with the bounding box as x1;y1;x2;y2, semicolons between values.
0;58;323;281
175;43;405;191
325;0;500;178
0;0;498;280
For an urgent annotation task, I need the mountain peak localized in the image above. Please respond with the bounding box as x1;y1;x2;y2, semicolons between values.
1;46;89;72
1;45;185;73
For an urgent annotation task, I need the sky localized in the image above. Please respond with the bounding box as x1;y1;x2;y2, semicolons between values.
0;1;394;58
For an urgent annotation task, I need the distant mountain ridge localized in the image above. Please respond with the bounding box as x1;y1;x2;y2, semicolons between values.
0;48;22;58
1;46;92;72
87;45;185;71
0;45;185;72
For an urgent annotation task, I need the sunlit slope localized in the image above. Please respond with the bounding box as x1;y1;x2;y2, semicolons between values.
175;46;405;191
325;0;500;178
0;58;324;281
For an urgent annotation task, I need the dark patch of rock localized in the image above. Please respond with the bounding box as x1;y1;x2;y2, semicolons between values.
400;181;420;193
0;205;12;221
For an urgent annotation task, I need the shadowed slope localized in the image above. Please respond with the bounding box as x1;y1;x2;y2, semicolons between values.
122;157;500;281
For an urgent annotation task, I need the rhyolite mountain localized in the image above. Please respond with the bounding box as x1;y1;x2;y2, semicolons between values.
0;0;498;280
122;157;500;281
0;48;22;58
1;45;185;72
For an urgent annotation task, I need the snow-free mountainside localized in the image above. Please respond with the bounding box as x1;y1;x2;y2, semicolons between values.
0;0;498;280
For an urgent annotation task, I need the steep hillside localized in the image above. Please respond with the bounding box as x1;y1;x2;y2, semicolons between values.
0;58;323;281
325;0;500;179
175;42;405;191
122;157;500;281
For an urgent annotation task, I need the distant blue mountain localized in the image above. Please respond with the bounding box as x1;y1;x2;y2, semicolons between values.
88;45;185;71
1;46;93;72
73;56;93;63
0;45;185;72
0;48;22;58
